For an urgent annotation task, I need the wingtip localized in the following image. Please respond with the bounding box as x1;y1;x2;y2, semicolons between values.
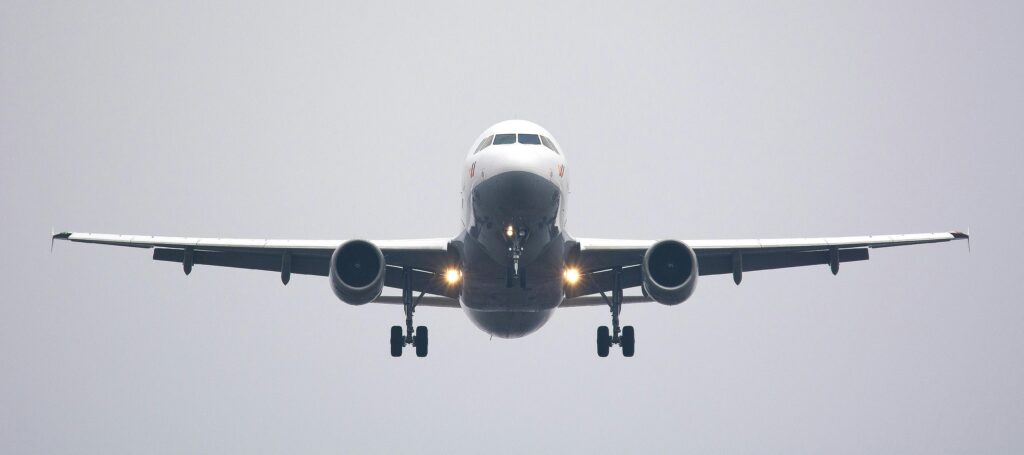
952;228;971;253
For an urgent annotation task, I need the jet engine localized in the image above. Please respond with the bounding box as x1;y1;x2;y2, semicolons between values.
642;240;699;305
330;240;385;305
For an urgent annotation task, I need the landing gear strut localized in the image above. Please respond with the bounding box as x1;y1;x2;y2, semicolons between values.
390;266;428;357
597;266;635;357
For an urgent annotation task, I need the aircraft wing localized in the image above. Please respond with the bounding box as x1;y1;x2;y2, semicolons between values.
566;231;969;299
51;231;459;299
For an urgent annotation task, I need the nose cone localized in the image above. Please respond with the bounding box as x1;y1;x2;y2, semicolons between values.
474;144;561;182
472;170;560;219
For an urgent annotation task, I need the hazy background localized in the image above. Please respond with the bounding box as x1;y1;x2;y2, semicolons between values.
2;1;1021;453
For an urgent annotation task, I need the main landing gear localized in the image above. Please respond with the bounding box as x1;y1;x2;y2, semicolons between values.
597;266;635;357
390;267;428;357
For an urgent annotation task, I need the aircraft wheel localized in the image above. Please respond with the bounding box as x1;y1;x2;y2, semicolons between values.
390;325;404;357
597;326;611;357
621;326;635;357
415;326;429;357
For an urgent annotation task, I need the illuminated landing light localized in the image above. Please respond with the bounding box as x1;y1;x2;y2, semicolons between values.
563;267;581;285
506;225;515;238
445;268;462;284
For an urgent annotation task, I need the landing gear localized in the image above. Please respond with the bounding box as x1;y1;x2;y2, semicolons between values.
506;222;529;289
596;266;635;357
621;326;635;357
414;326;428;357
391;267;428;357
390;325;404;357
597;326;611;357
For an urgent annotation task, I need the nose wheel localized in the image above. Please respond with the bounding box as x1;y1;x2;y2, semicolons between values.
391;267;429;357
596;267;635;357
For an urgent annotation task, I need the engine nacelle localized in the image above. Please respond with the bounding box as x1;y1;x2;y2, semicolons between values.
642;240;699;305
329;240;385;305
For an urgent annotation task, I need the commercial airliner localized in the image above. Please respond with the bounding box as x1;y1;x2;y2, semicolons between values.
53;120;969;357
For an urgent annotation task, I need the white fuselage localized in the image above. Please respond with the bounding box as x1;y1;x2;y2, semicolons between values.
455;120;571;338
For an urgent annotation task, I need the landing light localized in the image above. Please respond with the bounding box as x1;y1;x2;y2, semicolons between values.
506;225;515;238
445;268;461;284
563;267;581;285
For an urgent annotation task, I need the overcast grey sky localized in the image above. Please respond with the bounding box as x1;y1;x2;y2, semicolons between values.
2;1;1022;453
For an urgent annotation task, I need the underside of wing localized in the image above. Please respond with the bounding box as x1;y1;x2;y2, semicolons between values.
567;231;968;298
53;231;458;299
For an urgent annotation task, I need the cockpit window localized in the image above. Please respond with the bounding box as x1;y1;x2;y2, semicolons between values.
493;133;516;145
540;136;558;153
485;133;557;152
517;134;541;145
475;135;493;154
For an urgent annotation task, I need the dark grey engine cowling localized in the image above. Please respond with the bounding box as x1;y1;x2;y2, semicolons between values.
642;240;699;305
330;240;385;305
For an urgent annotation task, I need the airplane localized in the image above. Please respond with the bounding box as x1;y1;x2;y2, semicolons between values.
52;119;969;358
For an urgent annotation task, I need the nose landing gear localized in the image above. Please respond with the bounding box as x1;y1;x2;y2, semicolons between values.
390;267;429;357
596;266;635;357
505;223;529;289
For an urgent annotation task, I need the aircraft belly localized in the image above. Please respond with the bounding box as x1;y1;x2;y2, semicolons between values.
458;170;568;338
460;233;566;310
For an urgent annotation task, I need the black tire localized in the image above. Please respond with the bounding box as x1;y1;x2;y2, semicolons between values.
621;326;635;357
597;326;611;357
415;326;429;357
390;325;403;357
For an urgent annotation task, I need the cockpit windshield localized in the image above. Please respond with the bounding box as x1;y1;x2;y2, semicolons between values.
493;134;516;145
540;136;557;153
474;133;560;154
517;134;541;145
475;135;493;153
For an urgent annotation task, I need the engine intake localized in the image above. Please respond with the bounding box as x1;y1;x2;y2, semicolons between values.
642;240;698;305
330;240;385;305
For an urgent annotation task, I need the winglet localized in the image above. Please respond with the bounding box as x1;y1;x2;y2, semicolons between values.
951;229;970;253
51;230;71;253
